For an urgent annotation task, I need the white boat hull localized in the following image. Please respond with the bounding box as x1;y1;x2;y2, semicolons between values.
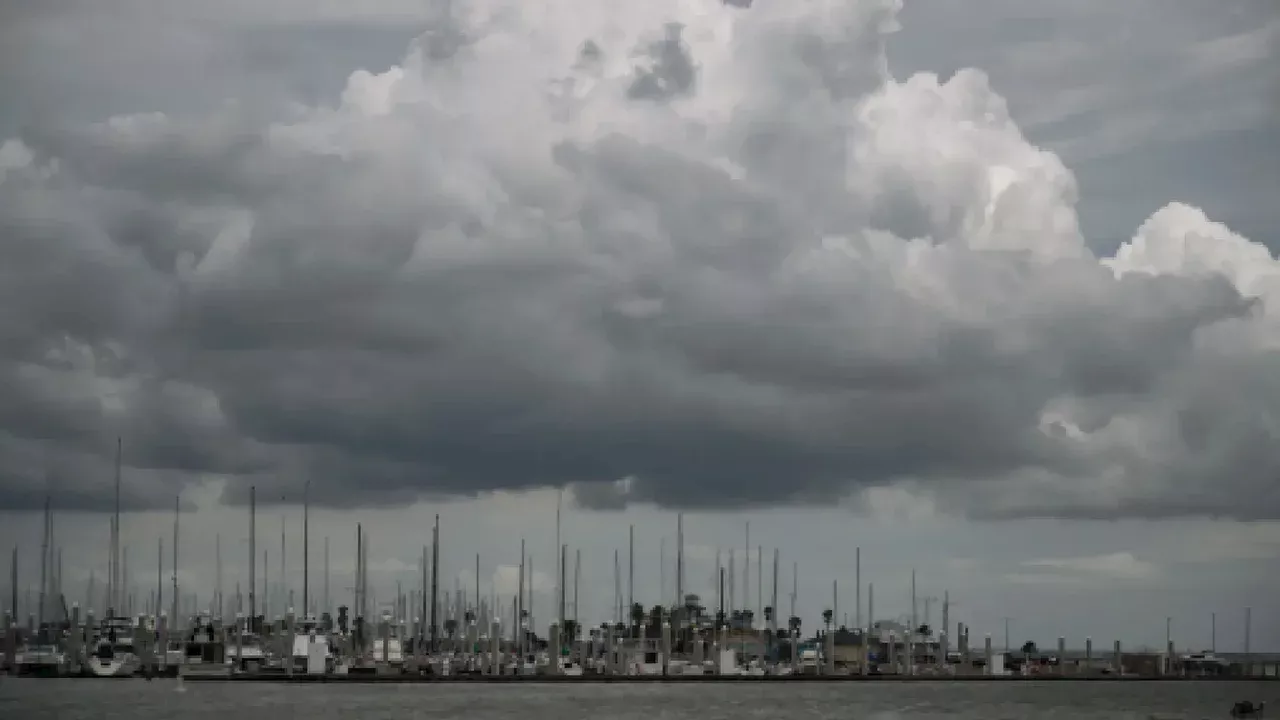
89;654;140;677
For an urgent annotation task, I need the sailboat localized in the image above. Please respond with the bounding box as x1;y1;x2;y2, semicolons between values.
88;615;141;677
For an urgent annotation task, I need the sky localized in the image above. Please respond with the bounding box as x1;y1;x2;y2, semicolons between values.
1;0;1278;652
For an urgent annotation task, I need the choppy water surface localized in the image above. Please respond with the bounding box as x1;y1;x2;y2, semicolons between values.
2;680;1275;719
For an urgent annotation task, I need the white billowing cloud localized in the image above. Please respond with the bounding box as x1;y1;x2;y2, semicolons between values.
1110;203;1280;314
1;0;1277;523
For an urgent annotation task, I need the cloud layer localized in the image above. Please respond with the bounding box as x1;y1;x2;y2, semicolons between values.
2;0;1277;519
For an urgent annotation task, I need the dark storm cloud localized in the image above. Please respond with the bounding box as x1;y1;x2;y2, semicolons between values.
0;0;1277;519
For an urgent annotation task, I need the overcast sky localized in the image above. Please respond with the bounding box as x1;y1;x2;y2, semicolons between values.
1;0;1277;652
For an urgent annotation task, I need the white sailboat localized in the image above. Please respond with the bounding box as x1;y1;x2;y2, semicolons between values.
89;616;141;677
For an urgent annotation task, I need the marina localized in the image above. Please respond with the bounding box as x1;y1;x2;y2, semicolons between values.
4;448;1276;684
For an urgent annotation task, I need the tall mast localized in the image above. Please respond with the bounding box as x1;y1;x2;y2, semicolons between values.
171;495;179;627
323;536;330;618
911;568;917;635
8;546;16;620
38;494;49;628
572;548;580;623
430;515;439;652
744;520;750;628
771;548;779;634
855;546;861;630
248;485;256;623
355;524;362;621
790;560;797;621
215;534;222;620
554;487;562;625
659;537;665;608
280;508;286;614
56;547;62;613
676;513;684;617
517;538;525;632
111;437;121;616
156;537;162;620
303;481;309;617
627;524;634;615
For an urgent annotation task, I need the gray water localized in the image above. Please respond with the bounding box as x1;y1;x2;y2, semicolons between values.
2;680;1275;719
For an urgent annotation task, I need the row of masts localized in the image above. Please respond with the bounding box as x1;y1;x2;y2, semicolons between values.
5;440;899;638
31;444;1255;656
5;434;943;647
7;471;906;639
